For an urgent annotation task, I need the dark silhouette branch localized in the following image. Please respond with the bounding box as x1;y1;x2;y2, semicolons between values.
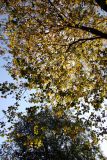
67;24;107;40
48;0;107;40
78;25;107;39
95;0;107;12
66;36;102;52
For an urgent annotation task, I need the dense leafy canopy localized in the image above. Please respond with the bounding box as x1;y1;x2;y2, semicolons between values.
0;108;105;160
0;0;107;159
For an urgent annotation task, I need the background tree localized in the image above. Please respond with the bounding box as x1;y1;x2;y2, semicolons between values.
0;0;106;134
0;107;105;160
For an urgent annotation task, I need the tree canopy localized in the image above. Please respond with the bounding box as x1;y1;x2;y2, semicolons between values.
0;107;105;160
0;0;107;159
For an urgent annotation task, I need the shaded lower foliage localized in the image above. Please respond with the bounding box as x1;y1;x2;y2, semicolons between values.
0;107;105;160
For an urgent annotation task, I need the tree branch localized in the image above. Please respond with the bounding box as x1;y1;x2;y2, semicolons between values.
66;36;102;52
67;24;107;40
95;0;107;12
48;0;107;40
48;0;66;21
78;25;107;39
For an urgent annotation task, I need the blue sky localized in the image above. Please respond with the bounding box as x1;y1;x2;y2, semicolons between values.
0;55;35;143
0;55;14;114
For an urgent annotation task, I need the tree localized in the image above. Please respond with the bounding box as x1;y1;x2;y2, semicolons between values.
0;0;107;153
0;107;105;160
